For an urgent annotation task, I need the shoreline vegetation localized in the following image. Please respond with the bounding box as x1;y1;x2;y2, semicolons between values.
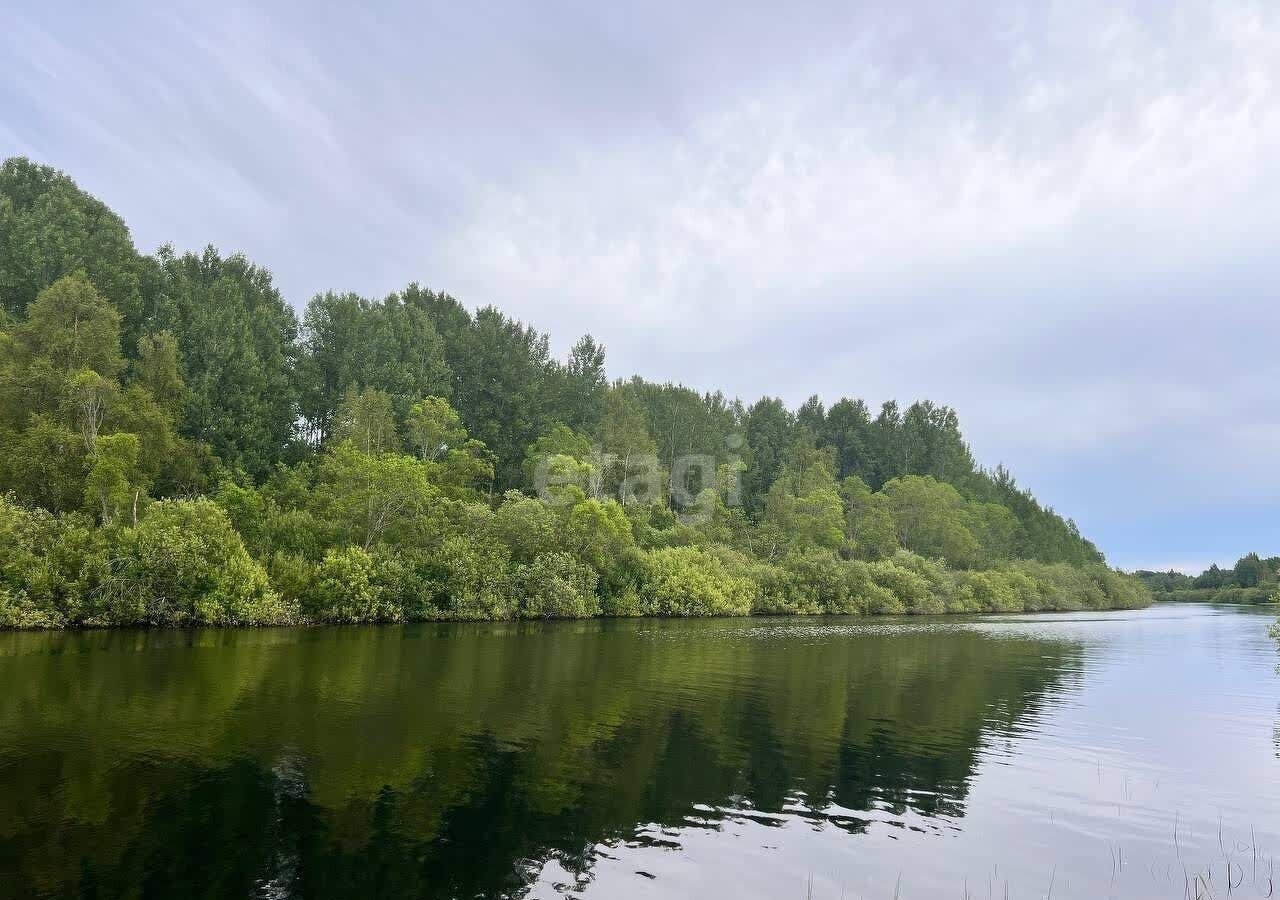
0;157;1150;630
1136;555;1280;606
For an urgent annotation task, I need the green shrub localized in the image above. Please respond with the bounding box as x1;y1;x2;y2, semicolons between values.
888;552;954;614
866;560;925;614
0;495;100;627
639;546;756;617
305;546;400;624
774;550;847;615
370;547;442;621
953;570;1019;613
433;535;517;620
267;552;317;611
0;462;1156;630
839;561;896;615
94;499;291;626
491;492;559;563
600;585;646;617
516;552;600;619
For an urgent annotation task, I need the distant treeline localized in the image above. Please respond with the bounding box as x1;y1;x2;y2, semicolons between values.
0;157;1149;627
1136;554;1279;606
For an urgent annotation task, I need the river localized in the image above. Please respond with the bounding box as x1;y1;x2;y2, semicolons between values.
0;603;1276;899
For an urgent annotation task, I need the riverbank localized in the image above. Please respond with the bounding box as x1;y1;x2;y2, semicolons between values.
1148;586;1276;605
1;497;1151;630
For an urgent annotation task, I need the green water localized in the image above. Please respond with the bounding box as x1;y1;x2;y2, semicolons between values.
1;605;1277;899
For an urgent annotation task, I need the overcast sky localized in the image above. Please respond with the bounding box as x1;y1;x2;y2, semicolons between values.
4;0;1278;572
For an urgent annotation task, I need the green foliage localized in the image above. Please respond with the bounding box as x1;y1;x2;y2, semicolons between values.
407;395;466;461
1136;553;1280;605
433;532;517;620
841;476;899;560
0;273;184;520
149;245;299;478
760;550;856;615
132;331;186;416
13;272;124;377
516;552;600;619
968;465;1103;565
599;387;661;502
639;546;756;617
445;305;560;488
0;158;144;328
297;290;451;443
333;387;399;455
523;423;596;490
762;438;846;555
85;432;145;525
305;546;401;624
310;443;438;551
432;440;495;500
0;496;98;628
0;155;1153;629
93;499;289;626
613;378;740;481
880;476;981;567
742;397;793;514
557;335;608;432
0;415;87;514
491;492;559;563
564;496;639;591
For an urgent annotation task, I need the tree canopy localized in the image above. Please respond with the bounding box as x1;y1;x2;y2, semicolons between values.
0;157;1146;629
1136;554;1279;605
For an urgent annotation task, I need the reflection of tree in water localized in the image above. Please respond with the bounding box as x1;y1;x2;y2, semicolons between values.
0;620;1081;899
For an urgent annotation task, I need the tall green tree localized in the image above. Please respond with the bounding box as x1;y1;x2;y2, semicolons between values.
599;387;660;503
824;397;874;483
901;401;976;485
85;432;145;525
311;443;438;552
149;246;299;477
743;397;794;514
297;290;451;444
0;158;144;331
880;476;981;568
406;396;467;461
446;306;558;488
333;388;399;455
841;476;899;560
132;331;186;417
13;271;124;378
868;401;906;488
555;334;608;433
796;394;825;434
761;433;845;555
617;378;742;480
0;274;183;516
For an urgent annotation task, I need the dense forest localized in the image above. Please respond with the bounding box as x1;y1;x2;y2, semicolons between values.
1136;554;1280;605
0;157;1149;628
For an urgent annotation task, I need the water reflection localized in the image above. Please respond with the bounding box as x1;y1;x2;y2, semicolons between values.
0;607;1276;899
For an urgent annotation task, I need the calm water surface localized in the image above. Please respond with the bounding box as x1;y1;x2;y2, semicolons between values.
1;604;1277;899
